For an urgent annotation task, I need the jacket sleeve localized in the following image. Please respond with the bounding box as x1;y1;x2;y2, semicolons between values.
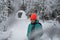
39;23;42;29
27;24;30;37
27;24;31;40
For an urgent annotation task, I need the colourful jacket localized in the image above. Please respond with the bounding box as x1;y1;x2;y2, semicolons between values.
27;20;42;40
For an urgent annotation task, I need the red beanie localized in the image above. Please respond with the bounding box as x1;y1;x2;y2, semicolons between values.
30;13;37;20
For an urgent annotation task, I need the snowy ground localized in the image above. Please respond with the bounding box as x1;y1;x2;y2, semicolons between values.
8;19;30;40
5;14;60;40
8;19;49;40
7;11;60;40
7;18;60;40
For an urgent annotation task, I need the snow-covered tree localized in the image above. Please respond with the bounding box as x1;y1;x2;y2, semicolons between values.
19;3;27;11
44;0;60;20
6;0;15;16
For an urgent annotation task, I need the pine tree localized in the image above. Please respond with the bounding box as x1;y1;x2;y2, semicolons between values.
20;4;27;11
44;0;60;20
6;0;14;16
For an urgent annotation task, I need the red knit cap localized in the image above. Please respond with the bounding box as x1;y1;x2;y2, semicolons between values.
30;13;37;20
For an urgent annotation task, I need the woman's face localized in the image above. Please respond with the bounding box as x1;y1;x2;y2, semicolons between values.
31;20;36;23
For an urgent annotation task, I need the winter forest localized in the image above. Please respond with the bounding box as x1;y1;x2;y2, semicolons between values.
0;0;60;40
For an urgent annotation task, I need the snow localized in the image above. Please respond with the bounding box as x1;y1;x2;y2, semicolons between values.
0;30;12;40
41;20;60;40
8;19;30;40
16;10;27;20
1;11;59;40
6;18;60;40
0;13;59;40
0;0;60;40
8;19;52;40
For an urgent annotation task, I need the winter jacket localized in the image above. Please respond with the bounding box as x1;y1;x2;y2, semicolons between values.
27;20;42;40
